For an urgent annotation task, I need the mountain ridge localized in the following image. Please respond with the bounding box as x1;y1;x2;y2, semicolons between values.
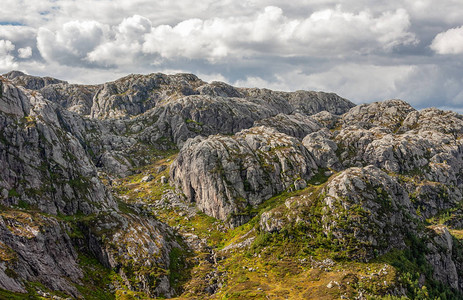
1;71;463;299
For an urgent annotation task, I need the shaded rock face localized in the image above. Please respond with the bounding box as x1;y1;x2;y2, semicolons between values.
170;126;318;226
0;211;82;297
150;95;277;146
0;76;181;298
0;80;115;215
426;225;461;291
40;83;99;115
85;211;178;298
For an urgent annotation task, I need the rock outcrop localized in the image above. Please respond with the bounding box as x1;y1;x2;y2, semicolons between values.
0;79;115;215
0;210;82;296
3;70;463;298
4;71;66;90
90;73;205;119
170;126;318;226
255;99;463;295
321;166;416;253
0;76;184;298
84;211;179;297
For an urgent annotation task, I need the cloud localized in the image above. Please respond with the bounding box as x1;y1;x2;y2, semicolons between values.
142;6;417;60
431;26;463;54
37;20;109;66
35;6;418;67
18;46;32;58
234;61;463;110
0;1;463;113
86;15;152;67
0;39;18;71
234;64;417;102
0;25;36;43
118;15;152;40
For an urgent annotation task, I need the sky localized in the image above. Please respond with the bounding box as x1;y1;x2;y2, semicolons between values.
1;1;463;111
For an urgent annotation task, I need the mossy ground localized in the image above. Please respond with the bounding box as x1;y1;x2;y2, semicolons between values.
3;153;463;299
110;165;405;299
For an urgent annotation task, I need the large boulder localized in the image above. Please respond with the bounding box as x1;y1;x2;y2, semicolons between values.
170;126;318;226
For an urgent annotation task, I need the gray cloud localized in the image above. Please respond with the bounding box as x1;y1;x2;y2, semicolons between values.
0;0;463;111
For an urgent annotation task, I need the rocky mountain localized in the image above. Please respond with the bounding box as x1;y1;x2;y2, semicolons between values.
1;70;463;299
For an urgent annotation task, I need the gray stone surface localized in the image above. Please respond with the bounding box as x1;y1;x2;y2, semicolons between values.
170;126;318;226
3;70;463;296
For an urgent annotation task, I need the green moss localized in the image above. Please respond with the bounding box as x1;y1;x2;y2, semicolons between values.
15;200;30;209
8;188;20;198
76;253;116;300
308;168;331;185
168;247;191;291
377;233;463;300
185;118;204;126
68;176;91;194
4;267;18;279
0;288;41;300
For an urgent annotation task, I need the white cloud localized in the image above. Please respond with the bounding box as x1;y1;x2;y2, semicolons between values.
86;15;152;66
142;6;417;60
431;26;463;54
0;0;463;112
18;46;32;58
291;8;417;53
0;40;15;53
0;39;18;71
0;26;36;43
37;20;109;65
32;6;418;67
118;15;152;40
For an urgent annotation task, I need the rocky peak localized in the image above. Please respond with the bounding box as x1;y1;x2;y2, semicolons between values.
90;72;205;119
170;126;318;226
3;70;67;90
341;99;415;132
4;70;463;299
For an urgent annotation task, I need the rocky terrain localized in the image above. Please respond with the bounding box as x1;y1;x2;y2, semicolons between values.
1;70;463;299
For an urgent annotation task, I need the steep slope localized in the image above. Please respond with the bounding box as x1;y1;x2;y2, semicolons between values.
170;126;318;226
0;77;185;298
7;71;353;178
0;78;114;215
169;98;463;298
2;70;463;300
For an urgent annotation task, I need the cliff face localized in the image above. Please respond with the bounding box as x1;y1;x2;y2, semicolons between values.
170;126;318;226
0;80;114;215
0;77;182;298
2;70;463;299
